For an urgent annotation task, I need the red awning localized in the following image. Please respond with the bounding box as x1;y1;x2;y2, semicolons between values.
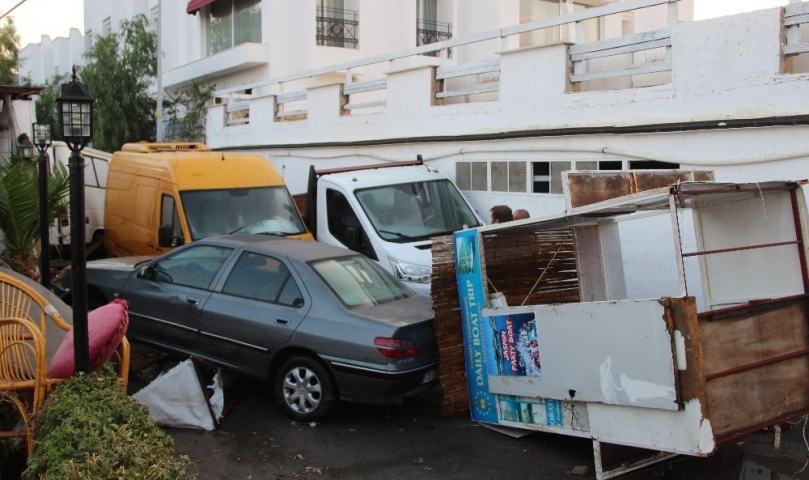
187;0;216;15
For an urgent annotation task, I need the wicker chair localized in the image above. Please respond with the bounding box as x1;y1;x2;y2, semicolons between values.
0;317;47;457
0;272;130;457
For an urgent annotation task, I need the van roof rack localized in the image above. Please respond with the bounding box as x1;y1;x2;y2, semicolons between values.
120;142;211;153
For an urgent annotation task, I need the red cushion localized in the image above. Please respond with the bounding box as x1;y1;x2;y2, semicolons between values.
48;299;129;379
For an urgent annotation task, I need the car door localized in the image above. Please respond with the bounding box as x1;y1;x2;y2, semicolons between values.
120;243;235;352
199;250;312;376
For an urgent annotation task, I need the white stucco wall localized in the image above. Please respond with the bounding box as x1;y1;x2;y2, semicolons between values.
19;29;84;85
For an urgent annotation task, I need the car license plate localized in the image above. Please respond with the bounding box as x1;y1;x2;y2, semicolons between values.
421;369;438;384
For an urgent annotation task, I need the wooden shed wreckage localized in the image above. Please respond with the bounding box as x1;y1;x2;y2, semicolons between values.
432;171;809;478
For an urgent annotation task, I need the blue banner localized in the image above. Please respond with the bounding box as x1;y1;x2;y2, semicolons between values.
454;229;498;424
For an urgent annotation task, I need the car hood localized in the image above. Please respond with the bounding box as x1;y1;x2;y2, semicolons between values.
88;255;155;271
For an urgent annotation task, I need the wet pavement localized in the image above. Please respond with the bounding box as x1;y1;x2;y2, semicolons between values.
159;373;809;480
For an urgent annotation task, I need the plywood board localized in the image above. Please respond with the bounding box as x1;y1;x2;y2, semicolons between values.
486;300;679;410
706;356;809;437
699;300;809;377
564;170;715;210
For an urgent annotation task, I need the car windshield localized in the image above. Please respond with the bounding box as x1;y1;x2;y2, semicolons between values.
181;187;306;240
355;179;481;243
311;255;412;307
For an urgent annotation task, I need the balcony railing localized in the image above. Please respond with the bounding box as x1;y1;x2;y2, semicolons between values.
317;7;359;49
417;19;452;57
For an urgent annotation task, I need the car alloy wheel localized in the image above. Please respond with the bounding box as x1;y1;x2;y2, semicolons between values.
275;356;335;421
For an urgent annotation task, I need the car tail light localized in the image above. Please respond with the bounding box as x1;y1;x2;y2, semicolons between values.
374;337;418;359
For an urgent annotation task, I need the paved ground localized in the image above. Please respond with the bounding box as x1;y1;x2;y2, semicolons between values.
160;374;809;480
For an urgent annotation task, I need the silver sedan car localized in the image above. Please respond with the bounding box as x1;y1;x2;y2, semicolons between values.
56;235;438;421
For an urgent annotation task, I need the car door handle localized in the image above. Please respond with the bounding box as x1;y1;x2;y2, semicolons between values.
187;296;200;306
274;318;290;326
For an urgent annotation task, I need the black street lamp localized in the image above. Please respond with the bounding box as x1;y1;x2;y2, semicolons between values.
57;66;94;374
33;123;52;290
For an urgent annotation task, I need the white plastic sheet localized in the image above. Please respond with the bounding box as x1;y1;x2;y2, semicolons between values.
132;359;216;430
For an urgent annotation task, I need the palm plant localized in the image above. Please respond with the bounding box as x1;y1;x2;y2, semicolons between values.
0;155;70;279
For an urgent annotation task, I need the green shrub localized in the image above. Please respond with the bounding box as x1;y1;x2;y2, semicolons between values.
24;367;196;479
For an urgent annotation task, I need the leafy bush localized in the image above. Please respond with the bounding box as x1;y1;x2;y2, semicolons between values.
24;367;196;479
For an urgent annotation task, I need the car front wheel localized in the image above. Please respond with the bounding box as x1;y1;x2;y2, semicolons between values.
274;356;336;422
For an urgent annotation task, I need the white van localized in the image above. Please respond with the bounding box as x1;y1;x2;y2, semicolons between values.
46;142;111;259
305;160;484;296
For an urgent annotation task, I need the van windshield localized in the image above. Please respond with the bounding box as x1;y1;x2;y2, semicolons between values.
355;179;481;243
181;187;307;240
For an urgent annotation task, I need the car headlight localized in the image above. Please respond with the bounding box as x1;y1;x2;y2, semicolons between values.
388;257;431;284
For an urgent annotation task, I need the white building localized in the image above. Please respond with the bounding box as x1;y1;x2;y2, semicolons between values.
19;29;84;86
17;0;809;298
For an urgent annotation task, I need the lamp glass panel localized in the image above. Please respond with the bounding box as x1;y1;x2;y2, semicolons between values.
33;124;51;145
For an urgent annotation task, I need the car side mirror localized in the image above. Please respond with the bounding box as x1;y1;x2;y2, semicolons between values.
158;225;184;248
138;265;153;280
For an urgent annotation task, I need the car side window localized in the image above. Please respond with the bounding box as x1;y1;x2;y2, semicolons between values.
151;245;233;290
222;251;304;308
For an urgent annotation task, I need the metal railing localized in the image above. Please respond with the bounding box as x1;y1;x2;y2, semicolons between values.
317;7;359;49
417;19;452;57
216;0;679;98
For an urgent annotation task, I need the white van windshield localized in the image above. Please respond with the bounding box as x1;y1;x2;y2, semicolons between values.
181;187;306;240
355;179;481;243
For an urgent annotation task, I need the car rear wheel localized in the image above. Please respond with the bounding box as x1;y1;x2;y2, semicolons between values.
275;356;335;422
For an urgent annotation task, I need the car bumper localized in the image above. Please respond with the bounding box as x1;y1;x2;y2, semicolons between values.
328;360;439;405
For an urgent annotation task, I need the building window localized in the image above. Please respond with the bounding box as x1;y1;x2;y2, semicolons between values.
417;0;451;57
151;6;159;30
102;17;112;36
532;161;571;194
206;0;261;56
456;162;488;191
629;160;679;170
85;30;93;50
519;0;602;48
491;161;526;192
317;0;359;49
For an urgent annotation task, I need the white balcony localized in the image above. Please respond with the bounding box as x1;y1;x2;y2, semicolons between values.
163;42;271;90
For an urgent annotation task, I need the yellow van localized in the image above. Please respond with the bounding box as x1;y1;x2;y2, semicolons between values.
104;142;313;257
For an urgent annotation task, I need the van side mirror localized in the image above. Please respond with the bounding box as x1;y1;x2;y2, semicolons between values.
158;225;184;248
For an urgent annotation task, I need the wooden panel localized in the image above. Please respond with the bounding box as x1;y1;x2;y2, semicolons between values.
699;300;809;377
706;356;809;437
430;227;580;416
667;297;707;408
567;173;633;208
481;228;579;307
699;299;809;437
431;235;473;415
565;170;716;209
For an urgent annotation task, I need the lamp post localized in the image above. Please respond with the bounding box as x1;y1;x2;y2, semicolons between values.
57;66;94;374
33;123;52;289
